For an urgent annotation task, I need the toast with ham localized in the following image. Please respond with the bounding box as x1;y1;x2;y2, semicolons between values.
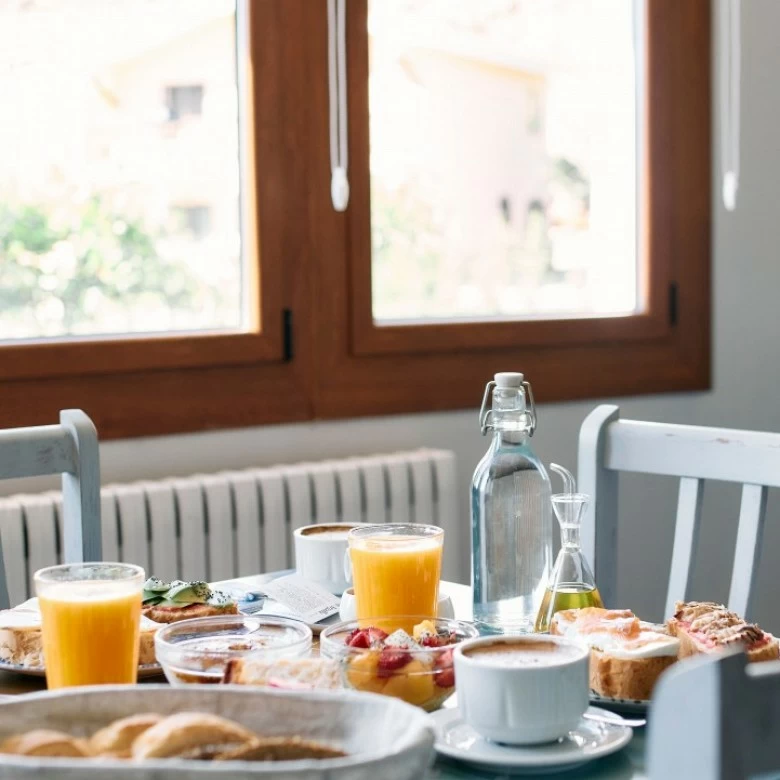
668;601;779;663
551;607;679;700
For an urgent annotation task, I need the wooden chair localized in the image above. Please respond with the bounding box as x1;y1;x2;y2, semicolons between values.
0;410;101;608
647;649;780;779
578;404;780;616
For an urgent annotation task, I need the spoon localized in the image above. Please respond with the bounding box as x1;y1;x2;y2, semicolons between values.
583;712;646;728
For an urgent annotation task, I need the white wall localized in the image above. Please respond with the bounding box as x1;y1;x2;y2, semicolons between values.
8;2;780;629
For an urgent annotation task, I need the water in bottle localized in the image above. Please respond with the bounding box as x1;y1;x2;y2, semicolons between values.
471;372;552;634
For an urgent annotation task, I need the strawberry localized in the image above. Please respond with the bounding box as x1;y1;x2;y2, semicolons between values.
420;634;441;648
377;648;411;677
434;649;455;688
347;629;371;649
367;627;389;644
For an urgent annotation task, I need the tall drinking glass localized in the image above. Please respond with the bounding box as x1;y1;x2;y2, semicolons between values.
35;563;144;689
348;524;444;631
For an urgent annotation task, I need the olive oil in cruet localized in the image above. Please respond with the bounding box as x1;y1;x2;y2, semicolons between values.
534;463;602;633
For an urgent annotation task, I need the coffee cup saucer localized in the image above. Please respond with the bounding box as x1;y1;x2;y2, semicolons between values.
429;705;632;775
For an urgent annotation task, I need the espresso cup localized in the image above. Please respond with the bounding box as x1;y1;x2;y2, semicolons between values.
454;635;589;745
293;523;358;595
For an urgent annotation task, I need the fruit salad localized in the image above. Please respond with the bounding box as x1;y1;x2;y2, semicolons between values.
320;617;479;711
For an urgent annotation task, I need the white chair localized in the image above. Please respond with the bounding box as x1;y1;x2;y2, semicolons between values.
647;649;780;779
0;410;101;608
578;404;780;617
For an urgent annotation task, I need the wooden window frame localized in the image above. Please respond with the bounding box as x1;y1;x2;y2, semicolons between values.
0;0;710;439
311;0;711;418
0;2;313;438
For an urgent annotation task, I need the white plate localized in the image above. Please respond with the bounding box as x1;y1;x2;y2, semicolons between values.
0;660;163;679
589;691;649;715
430;706;632;775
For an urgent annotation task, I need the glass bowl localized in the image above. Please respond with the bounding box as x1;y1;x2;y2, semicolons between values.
320;616;479;711
155;615;312;686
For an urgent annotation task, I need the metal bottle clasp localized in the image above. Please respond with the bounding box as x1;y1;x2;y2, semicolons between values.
478;380;537;436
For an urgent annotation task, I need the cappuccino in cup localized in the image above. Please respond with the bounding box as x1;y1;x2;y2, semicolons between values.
455;635;589;745
294;523;357;595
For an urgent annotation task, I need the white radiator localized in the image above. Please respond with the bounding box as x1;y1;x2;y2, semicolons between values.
0;448;462;605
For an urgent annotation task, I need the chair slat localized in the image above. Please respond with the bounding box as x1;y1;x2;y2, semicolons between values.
114;486;149;575
172;480;207;582
227;472;262;577
727;484;768;619
144;483;178;581
23;496;59;598
360;459;387;525
310;464;338;523
255;470;287;571
664;477;704;618
0;502;25;606
333;461;362;524
202;476;235;581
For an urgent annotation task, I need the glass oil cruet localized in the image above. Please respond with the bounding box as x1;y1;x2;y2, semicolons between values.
534;463;603;633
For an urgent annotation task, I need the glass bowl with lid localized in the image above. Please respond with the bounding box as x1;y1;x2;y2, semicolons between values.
155;615;313;686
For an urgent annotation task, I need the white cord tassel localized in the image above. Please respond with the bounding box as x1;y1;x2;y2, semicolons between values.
721;0;741;212
328;0;349;211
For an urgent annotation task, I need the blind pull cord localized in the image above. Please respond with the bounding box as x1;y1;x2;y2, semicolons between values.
328;0;349;211
721;0;741;212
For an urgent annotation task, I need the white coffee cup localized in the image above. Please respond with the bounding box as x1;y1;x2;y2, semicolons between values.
293;523;358;595
454;635;589;745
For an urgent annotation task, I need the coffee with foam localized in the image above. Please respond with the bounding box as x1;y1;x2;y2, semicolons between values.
299;524;356;539
464;639;583;668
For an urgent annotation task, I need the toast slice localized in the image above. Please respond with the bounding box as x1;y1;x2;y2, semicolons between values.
551;607;679;701
668;601;779;662
141;602;237;624
224;657;344;690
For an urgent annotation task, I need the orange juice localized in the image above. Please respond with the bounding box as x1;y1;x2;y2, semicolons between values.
39;587;141;688
349;527;443;632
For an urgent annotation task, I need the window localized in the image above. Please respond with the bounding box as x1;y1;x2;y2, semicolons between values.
165;85;204;122
0;0;710;438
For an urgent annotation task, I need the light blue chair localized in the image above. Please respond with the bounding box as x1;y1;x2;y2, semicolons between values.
0;410;101;608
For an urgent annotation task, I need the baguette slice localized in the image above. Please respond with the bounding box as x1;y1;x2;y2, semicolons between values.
668;601;779;663
552;607;679;701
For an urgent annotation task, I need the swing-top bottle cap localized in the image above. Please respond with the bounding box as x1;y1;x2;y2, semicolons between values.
494;372;524;388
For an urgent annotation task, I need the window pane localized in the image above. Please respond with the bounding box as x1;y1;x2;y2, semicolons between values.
0;0;244;340
369;0;638;323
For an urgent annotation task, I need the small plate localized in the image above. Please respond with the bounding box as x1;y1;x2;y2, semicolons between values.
430;705;632;775
589;691;649;715
0;660;164;679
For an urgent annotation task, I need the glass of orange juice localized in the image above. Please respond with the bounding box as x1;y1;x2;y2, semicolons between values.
348;524;444;631
35;562;144;689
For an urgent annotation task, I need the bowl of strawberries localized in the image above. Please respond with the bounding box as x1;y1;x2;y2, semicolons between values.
320;617;479;711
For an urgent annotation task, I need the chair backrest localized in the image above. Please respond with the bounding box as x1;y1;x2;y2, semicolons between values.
0;410;100;608
647;649;780;779
578;404;780;616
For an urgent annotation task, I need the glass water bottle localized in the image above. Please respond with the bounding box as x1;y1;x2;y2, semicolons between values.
534;463;603;633
471;372;552;634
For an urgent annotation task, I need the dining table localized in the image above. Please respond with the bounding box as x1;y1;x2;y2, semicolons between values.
0;571;648;779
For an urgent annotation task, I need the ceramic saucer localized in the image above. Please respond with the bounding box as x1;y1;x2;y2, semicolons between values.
430;705;632;775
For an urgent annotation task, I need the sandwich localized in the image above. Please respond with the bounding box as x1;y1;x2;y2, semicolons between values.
668;601;779;662
0;599;160;668
551;607;679;701
141;578;238;623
